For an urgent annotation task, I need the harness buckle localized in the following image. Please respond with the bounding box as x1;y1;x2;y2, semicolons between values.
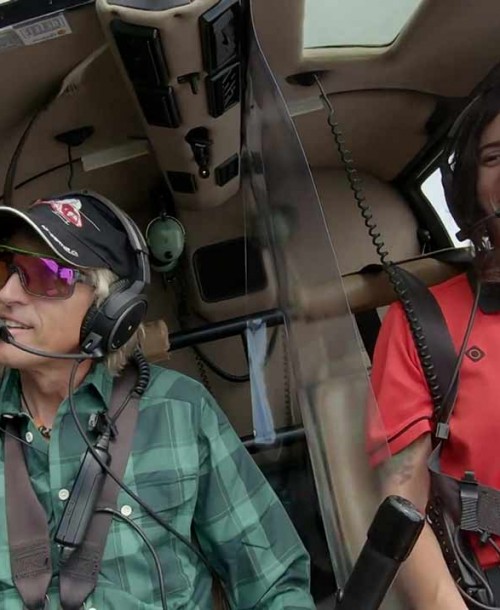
436;422;450;440
460;471;480;532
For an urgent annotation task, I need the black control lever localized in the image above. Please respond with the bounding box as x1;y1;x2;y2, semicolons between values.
185;127;211;179
335;495;425;610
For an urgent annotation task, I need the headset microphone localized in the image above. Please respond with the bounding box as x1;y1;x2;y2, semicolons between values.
0;322;101;360
456;209;500;242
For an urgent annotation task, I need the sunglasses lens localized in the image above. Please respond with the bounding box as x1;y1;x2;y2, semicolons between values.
18;255;77;298
0;248;79;298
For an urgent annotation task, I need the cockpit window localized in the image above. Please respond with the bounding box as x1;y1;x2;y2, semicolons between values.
303;0;424;49
421;168;466;247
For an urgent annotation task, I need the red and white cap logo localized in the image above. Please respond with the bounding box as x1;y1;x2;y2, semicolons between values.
48;198;83;228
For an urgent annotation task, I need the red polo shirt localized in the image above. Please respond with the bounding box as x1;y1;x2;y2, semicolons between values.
371;273;500;568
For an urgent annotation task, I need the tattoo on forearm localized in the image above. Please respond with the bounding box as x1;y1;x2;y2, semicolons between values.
380;445;417;486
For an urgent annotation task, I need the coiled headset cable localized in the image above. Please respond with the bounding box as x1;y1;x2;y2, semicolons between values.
314;74;447;408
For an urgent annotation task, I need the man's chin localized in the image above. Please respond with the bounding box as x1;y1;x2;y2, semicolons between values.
0;339;47;368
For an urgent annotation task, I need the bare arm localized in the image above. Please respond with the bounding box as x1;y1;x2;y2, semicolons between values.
379;435;467;610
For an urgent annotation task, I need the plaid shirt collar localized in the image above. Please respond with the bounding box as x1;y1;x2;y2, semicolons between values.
0;362;114;417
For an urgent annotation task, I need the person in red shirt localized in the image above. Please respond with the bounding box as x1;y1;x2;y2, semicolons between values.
372;83;500;609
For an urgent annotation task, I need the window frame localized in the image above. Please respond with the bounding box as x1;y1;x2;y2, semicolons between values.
302;0;425;51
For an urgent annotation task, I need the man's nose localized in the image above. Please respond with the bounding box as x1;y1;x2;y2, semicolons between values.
0;270;28;305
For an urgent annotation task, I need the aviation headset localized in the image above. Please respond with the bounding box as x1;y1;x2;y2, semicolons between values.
77;190;151;356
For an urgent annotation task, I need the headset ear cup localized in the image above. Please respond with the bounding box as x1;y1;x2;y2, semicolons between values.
80;303;99;347
107;293;148;352
80;279;133;354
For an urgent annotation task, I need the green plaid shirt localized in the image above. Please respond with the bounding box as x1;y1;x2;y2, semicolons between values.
0;363;314;609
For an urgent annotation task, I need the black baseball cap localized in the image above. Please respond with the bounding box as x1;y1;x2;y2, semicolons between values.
0;192;138;279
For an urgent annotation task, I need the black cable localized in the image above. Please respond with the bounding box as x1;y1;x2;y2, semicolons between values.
0;425;47;455
193;344;250;383
67;145;74;190
0;160;78;203
3;104;48;207
460;588;500;610
132;349;151;396
439;280;481;424
66;360;220;579
172;275;250;383
488;536;500;559
110;350;150;424
175;299;280;386
314;74;448;410
452;528;498;608
190;326;280;384
97;507;167;610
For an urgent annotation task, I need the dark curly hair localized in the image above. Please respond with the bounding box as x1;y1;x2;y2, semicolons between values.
445;84;500;240
443;83;500;278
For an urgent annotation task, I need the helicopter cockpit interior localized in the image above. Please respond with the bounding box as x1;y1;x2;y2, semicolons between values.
1;0;500;607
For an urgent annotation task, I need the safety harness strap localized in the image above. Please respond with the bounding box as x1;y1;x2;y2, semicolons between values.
393;266;459;425
4;418;52;610
4;364;140;610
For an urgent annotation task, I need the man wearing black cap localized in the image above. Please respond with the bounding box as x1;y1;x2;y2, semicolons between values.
0;191;315;609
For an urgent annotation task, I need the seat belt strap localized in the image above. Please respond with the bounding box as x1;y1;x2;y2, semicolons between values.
4;417;52;610
4;363;141;610
393;267;458;425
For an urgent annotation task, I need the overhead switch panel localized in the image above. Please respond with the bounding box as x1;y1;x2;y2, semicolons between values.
111;19;181;128
200;0;241;75
111;20;169;87
206;62;240;118
136;87;181;128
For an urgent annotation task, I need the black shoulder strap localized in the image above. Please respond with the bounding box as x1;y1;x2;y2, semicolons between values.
4;363;142;610
4;418;52;610
58;364;140;610
393;267;458;426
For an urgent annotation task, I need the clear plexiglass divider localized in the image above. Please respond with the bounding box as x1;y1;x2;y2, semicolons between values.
243;5;403;608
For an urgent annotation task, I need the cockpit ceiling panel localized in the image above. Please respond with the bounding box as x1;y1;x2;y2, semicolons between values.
294;90;435;181
0;5;154;214
252;0;500;101
0;6;106;130
0;0;93;28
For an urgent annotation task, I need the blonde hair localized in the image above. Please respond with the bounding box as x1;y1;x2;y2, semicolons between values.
86;268;146;376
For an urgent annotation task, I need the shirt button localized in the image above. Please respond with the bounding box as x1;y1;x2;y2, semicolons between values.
120;505;132;517
25;432;33;443
58;489;70;501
